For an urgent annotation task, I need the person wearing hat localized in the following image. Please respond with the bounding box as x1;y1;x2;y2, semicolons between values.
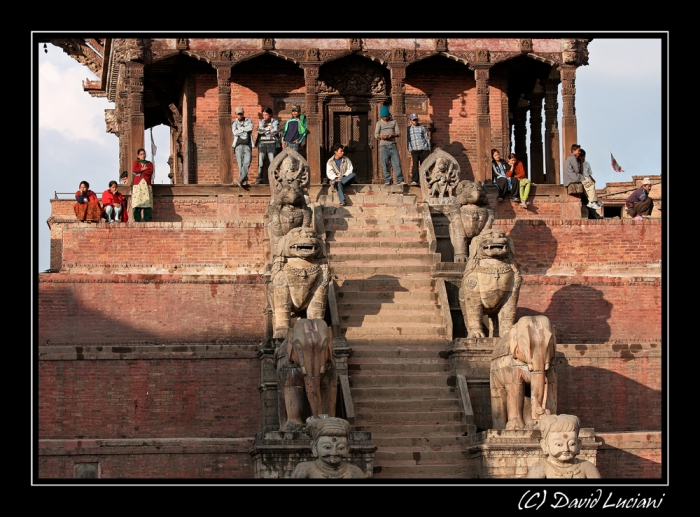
232;106;254;187
375;105;405;185
406;113;431;186
290;416;366;479
255;107;280;184
626;177;654;220
282;105;308;152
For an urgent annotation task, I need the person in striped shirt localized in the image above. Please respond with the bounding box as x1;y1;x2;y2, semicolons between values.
406;113;431;186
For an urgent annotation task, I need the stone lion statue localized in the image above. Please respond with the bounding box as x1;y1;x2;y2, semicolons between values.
448;180;494;262
459;228;521;339
270;227;331;338
265;176;312;261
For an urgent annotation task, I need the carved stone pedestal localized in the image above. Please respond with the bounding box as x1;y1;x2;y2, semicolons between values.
250;430;376;478
466;428;600;479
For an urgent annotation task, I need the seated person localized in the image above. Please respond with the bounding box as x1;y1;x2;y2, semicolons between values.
626;177;654;220
579;149;603;210
507;153;531;208
73;181;102;222
102;180;128;222
326;143;356;207
491;149;519;202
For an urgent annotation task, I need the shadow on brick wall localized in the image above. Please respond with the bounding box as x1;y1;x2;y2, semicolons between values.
510;219;558;275
596;444;663;479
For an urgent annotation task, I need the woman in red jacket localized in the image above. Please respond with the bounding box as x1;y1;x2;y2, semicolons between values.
102;180;128;222
73;181;102;222
132;148;154;222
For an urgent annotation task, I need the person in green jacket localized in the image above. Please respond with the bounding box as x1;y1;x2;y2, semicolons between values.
282;105;308;152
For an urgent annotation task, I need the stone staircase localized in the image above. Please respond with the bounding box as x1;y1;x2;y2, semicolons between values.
322;185;473;478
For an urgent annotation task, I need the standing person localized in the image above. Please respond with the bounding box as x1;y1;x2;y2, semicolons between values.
255;107;280;184
73;181;102;222
282;105;307;152
491;149;518;201
562;143;584;187
232;106;254;187
375;106;405;186
626;177;654;220
578;149;603;209
326;143;356;207
102;180;128;223
508;153;530;208
407;113;430;186
132;148;154;222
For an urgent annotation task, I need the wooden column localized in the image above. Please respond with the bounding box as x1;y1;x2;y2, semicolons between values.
388;52;408;178
470;59;492;183
184;76;196;184
117;89;130;182
501;90;511;158
544;70;561;184
126;62;145;185
529;92;544;183
514;99;529;177
560;65;578;177
215;63;233;184
302;63;322;185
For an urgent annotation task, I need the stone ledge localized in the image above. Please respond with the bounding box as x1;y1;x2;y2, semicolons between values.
38;437;255;456
38;343;260;360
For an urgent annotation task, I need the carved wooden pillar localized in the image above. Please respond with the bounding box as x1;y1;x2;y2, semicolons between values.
529;92;544;183
118;85;130;181
184;76;196;184
126;62;145;185
389;53;409;178
514;99;529;178
215;62;233;184
560;65;578;178
470;59;492;183
501;92;511;158
544;70;561;184
302;63;322;184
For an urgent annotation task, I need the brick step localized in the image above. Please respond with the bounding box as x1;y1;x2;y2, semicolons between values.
348;361;450;373
336;291;438;302
319;194;417;206
341;315;444;326
347;338;448;348
322;215;422;225
353;423;470;436
328;247;430;255
323;205;420;217
353;398;460;411
349;372;452;387
372;463;473;478
354;409;463;423
349;349;446;360
327;229;426;239
329;184;411;194
332;265;433;276
330;255;438;266
339;307;442;317
343;327;446;338
374;448;470;463
326;240;427;249
351;386;457;399
371;435;473;448
336;277;435;290
324;224;423;232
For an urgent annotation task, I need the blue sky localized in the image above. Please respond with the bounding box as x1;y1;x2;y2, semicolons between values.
34;36;664;272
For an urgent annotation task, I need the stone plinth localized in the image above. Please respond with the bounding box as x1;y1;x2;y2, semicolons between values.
467;428;600;479
250;430;376;478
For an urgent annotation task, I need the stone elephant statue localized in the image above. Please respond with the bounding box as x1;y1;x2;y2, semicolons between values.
490;315;557;430
274;318;338;432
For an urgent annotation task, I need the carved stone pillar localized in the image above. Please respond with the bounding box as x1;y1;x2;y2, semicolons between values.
215;62;233;184
470;60;492;183
302;63;322;184
389;54;409;179
544;71;561;184
529;91;544;184
514;101;529;176
560;65;578;177
126;62;145;185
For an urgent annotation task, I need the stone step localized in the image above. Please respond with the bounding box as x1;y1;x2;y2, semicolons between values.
327;229;426;239
332;265;433;276
372;463;473;478
328;184;412;194
374;448;470;463
353;398;460;412
343;326;446;338
336;291;438;302
347;338;448;348
338;305;442;315
328;246;430;255
348;360;450;373
329;254;437;265
341;314;444;326
324;205;421;217
353;423;470;436
351;386;457;399
319;194;417;206
349;372;452;387
371;435;473;448
326;240;427;249
354;409;463;423
336;277;435;290
322;215;422;225
349;348;447;360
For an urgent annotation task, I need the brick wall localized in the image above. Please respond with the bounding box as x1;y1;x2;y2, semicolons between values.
38;275;265;344
595;432;663;479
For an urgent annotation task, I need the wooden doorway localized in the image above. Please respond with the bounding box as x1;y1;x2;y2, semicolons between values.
332;112;372;183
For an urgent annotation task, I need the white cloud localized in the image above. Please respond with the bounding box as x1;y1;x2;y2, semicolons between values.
38;58;112;145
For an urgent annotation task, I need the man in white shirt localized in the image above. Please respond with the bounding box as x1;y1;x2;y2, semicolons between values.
326;143;356;207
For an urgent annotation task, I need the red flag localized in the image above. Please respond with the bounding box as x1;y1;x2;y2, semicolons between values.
611;153;624;173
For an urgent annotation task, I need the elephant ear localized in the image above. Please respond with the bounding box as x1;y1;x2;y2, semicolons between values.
508;324;523;361
326;325;336;367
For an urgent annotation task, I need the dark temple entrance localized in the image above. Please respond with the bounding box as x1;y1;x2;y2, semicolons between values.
331;111;372;183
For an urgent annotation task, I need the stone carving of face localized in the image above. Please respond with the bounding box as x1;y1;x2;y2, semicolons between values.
313;436;349;467
543;431;581;464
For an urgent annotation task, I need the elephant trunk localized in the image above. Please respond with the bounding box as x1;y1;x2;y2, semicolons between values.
304;375;324;417
529;370;548;420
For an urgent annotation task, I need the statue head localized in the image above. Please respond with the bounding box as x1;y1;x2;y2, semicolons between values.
539;414;582;466
435;157;449;173
306;416;351;468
